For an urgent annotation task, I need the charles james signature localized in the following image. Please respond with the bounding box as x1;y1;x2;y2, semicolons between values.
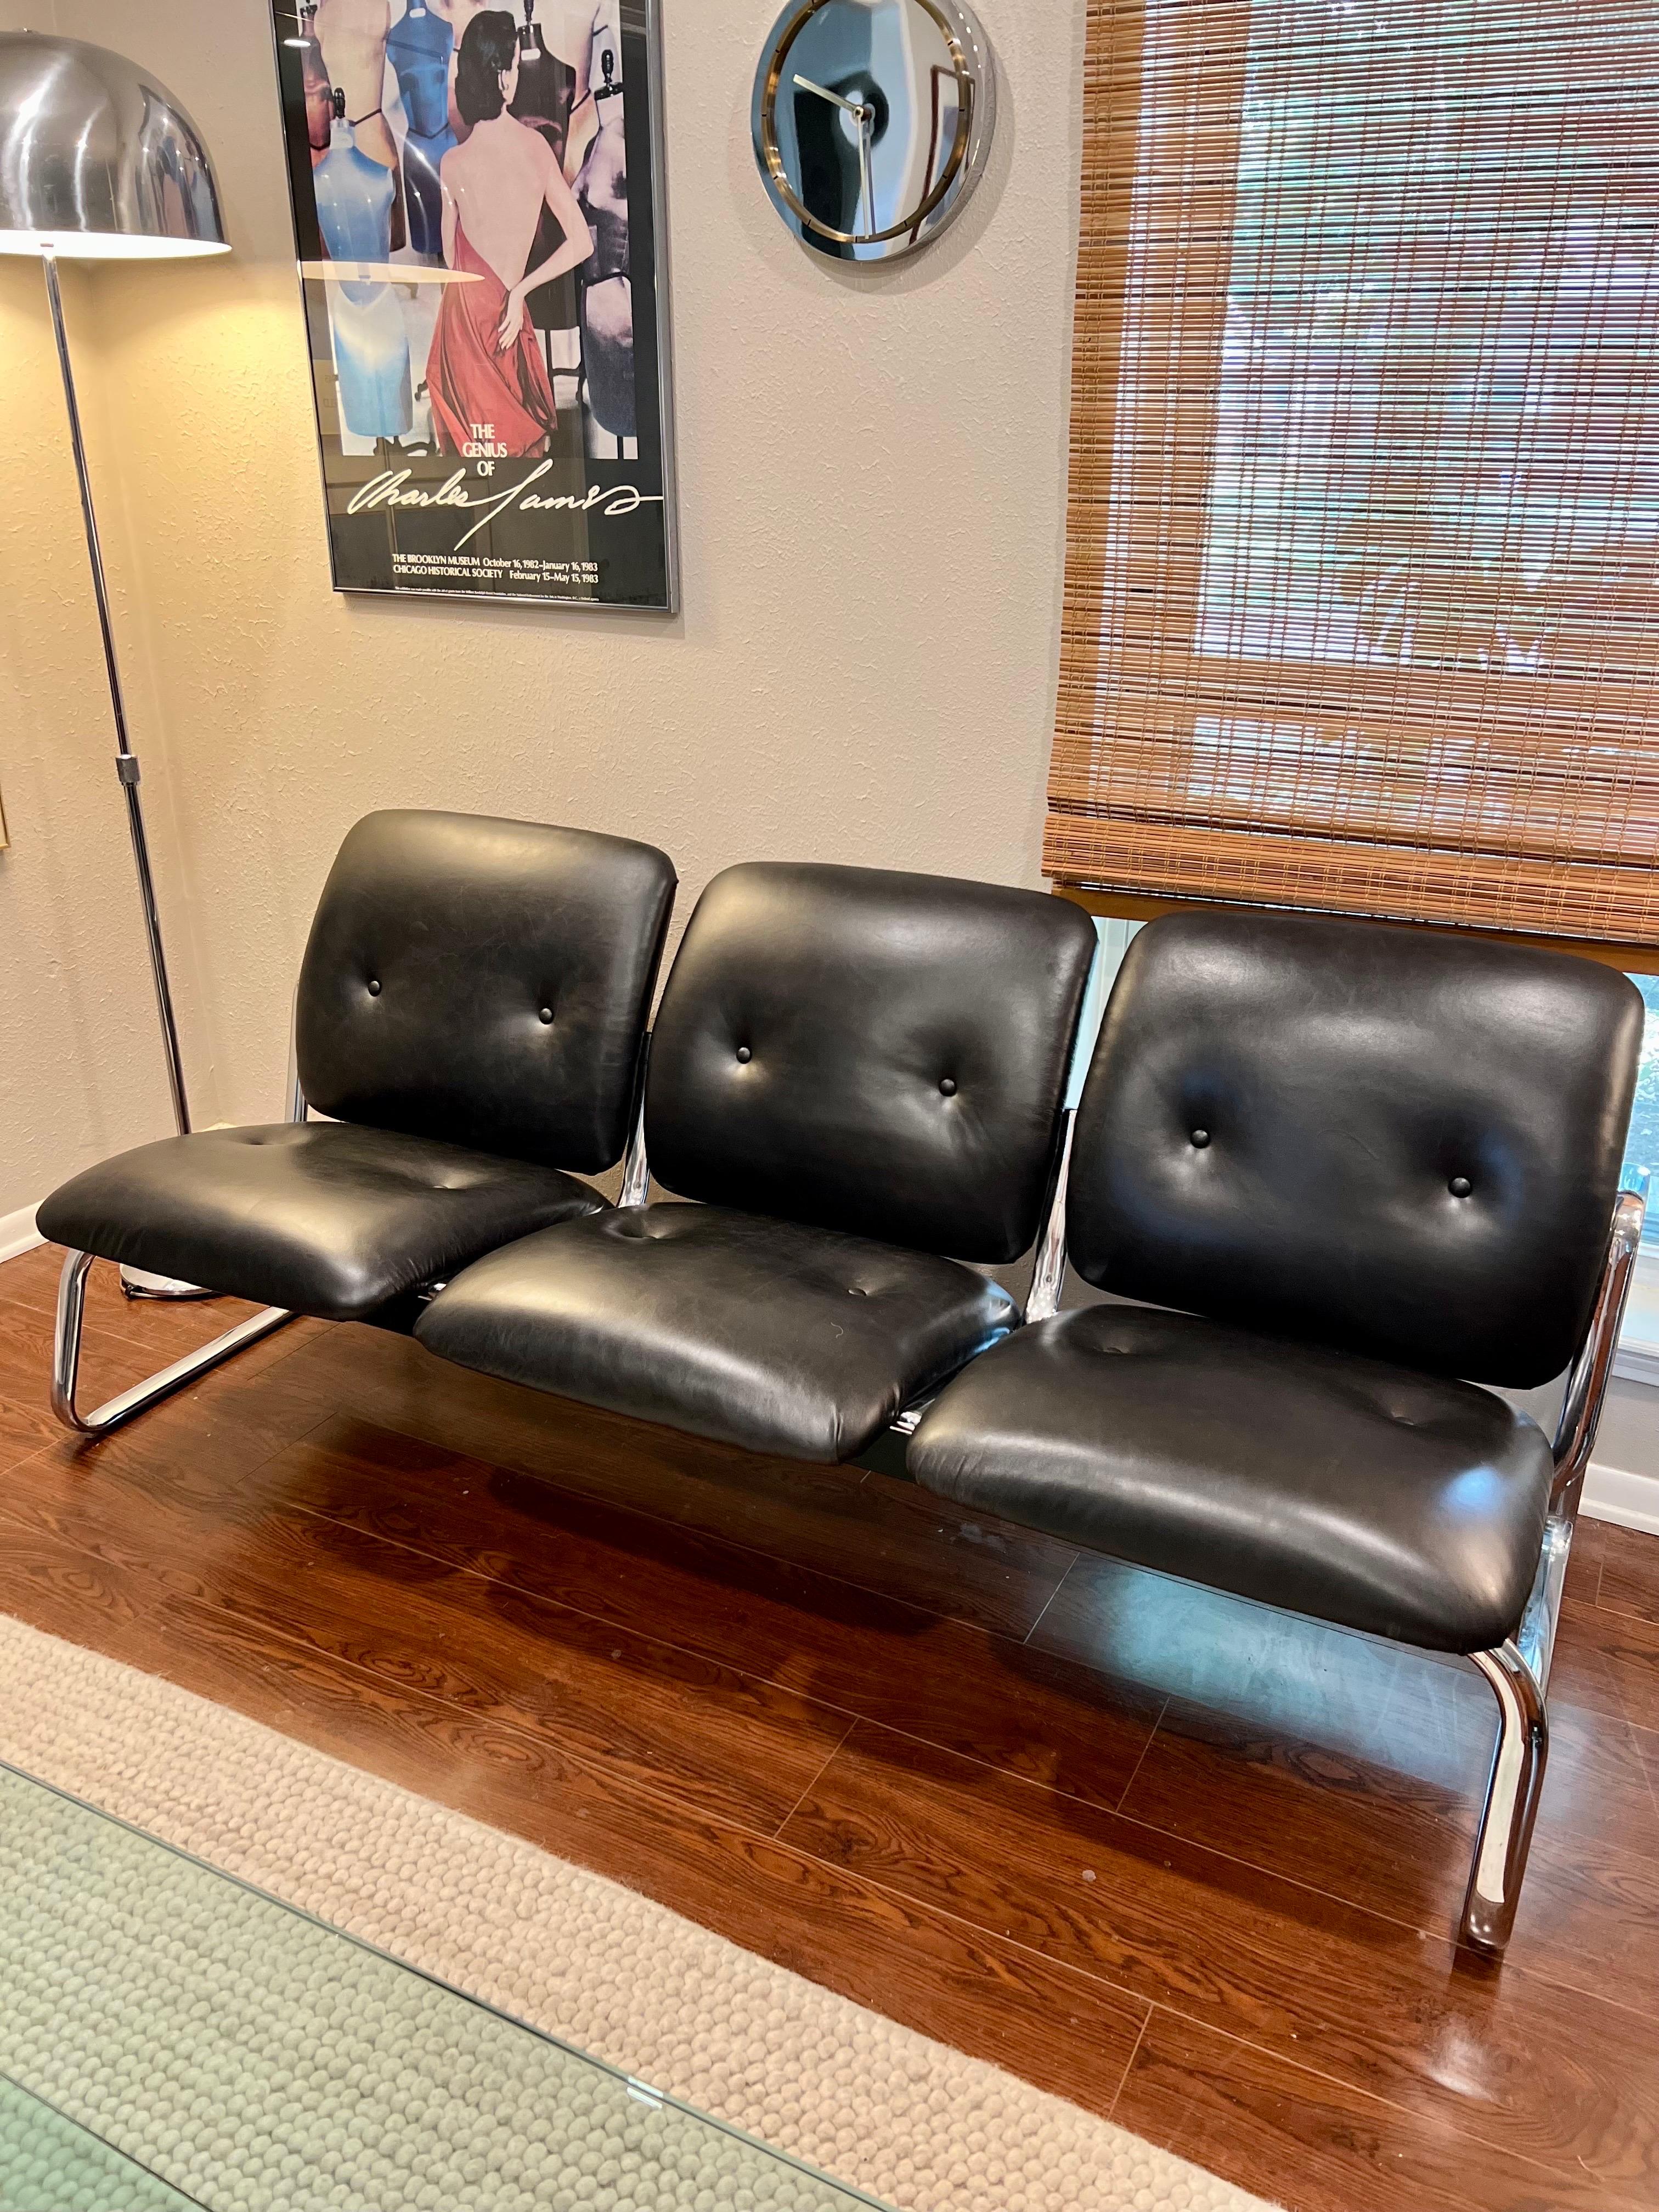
347;462;662;552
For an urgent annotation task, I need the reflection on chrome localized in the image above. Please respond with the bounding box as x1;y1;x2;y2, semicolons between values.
0;32;225;255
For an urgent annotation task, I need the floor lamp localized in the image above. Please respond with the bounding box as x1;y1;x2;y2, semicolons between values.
0;32;228;1297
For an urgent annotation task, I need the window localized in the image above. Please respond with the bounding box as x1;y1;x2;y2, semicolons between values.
1617;974;1659;1375
1052;0;1659;946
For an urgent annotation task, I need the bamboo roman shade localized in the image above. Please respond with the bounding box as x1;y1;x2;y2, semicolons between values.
1049;0;1659;943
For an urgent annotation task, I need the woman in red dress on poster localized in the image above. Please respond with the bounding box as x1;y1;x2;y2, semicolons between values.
427;10;594;457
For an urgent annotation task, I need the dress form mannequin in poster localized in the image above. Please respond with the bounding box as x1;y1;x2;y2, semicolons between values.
544;0;616;123
510;0;582;368
427;12;593;456
563;5;633;451
510;0;575;154
316;0;407;250
297;1;336;165
314;89;414;442
387;0;455;260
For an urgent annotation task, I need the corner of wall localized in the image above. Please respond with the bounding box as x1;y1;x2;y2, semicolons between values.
0;1205;44;1267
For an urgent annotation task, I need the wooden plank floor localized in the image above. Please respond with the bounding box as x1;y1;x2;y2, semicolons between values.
3;1243;1659;2212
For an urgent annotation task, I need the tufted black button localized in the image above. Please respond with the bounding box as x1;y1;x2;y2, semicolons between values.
735;1045;752;1064
539;1007;554;1024
1450;1175;1472;1198
939;1077;957;1097
1190;1128;1211;1149
367;979;381;997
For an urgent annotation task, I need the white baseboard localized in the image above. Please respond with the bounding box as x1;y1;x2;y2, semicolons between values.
1584;1459;1659;1538
0;1203;42;1266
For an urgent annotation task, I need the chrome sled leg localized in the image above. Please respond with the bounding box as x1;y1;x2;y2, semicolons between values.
1459;1639;1548;1957
52;1249;297;1437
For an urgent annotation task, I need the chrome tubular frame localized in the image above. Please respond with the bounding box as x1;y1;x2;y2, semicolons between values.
52;1250;296;1436
618;1034;651;1207
1461;1640;1549;1955
1548;1184;1646;1525
287;985;310;1126
619;1115;651;1208
887;1110;1078;1444
1024;1111;1075;1325
49;1016;314;1437
1459;1182;1646;1956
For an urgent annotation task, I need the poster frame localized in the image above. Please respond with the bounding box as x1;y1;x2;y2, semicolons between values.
267;0;680;616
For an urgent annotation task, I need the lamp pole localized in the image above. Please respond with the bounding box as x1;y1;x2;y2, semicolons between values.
2;31;227;1299
40;246;193;1139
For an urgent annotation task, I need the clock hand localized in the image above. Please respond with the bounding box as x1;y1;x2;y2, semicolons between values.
791;73;875;238
792;70;864;116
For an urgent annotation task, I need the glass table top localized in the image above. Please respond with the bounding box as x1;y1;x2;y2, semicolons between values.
0;1762;885;2211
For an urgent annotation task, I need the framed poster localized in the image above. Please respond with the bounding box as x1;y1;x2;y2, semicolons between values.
269;0;678;611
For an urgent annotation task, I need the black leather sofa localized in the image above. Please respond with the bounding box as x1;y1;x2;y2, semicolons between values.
38;809;675;1434
35;828;1645;1961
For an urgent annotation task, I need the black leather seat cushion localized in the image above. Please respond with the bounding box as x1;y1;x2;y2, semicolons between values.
416;1202;1017;1462
37;1123;605;1323
908;1305;1554;1652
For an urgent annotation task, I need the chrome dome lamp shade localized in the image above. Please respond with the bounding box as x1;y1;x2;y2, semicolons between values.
3;34;228;1298
0;32;227;258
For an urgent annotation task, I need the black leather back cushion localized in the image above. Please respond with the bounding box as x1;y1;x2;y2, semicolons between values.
1069;911;1642;1386
645;863;1098;1262
296;811;675;1172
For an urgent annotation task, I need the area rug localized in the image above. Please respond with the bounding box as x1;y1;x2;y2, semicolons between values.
0;1613;1274;2212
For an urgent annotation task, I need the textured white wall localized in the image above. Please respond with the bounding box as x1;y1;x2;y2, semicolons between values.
0;0;1088;1213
